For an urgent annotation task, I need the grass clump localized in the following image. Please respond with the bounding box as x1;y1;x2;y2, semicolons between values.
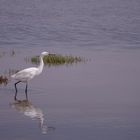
0;50;16;58
0;75;8;86
31;54;84;66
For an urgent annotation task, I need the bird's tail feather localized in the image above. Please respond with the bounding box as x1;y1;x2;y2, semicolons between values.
11;74;16;78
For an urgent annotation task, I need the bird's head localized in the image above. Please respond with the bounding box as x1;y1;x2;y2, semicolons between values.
41;51;49;56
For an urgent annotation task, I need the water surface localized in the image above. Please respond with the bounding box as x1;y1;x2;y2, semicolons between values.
0;0;140;49
0;48;140;140
0;0;140;140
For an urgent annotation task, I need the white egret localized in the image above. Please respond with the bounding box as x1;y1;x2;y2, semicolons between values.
11;51;49;100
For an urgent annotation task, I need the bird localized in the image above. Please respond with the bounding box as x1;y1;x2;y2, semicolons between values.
11;51;49;100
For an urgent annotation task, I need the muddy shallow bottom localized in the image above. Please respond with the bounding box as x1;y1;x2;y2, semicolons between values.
0;47;140;140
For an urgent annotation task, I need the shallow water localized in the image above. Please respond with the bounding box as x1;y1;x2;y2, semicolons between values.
0;48;140;140
0;0;140;139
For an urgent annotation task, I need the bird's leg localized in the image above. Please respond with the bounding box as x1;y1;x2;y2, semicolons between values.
14;81;21;100
25;82;28;100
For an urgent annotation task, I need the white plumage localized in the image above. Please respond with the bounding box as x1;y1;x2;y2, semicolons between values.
11;68;38;82
11;51;49;100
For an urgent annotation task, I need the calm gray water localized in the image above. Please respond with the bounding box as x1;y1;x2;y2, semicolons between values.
0;0;140;140
0;0;140;49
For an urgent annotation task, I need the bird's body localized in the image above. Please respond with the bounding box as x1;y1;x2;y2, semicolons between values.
11;67;38;82
11;51;49;100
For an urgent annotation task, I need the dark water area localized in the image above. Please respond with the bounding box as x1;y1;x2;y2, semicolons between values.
0;0;140;49
0;0;140;140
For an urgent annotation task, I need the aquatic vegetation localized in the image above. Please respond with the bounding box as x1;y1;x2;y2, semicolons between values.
29;54;85;66
0;75;8;86
0;50;16;58
0;69;19;86
10;50;16;56
0;51;6;58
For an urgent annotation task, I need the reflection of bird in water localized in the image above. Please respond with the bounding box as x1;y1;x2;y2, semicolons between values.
11;52;49;100
10;99;55;134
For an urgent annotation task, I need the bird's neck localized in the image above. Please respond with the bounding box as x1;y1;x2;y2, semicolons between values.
37;56;44;75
